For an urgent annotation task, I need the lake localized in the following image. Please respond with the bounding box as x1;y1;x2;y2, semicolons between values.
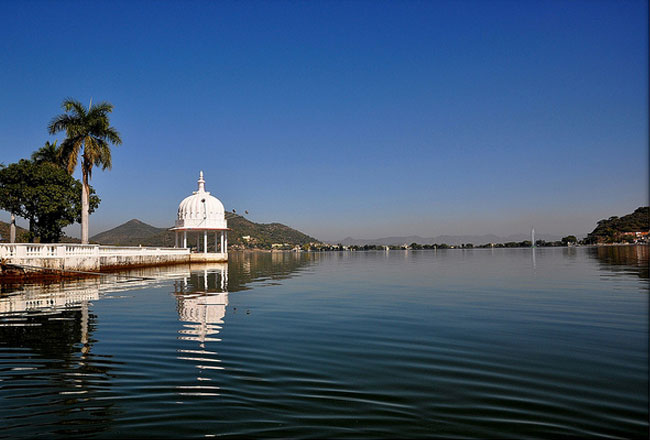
0;246;647;438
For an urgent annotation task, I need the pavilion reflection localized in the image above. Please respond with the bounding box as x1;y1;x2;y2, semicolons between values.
173;264;229;393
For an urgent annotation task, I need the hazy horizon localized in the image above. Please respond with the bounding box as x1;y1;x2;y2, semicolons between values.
0;210;607;244
1;1;647;242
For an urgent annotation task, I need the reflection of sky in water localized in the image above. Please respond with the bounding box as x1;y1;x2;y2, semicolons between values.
0;248;647;438
0;256;317;437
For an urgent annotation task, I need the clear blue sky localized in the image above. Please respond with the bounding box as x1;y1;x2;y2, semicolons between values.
0;0;647;242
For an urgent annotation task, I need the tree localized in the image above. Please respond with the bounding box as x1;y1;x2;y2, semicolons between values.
561;235;578;245
587;207;649;243
0;159;100;242
48;98;122;243
31;141;63;167
622;235;635;244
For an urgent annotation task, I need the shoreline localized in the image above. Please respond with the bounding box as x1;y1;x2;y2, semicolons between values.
3;243;646;284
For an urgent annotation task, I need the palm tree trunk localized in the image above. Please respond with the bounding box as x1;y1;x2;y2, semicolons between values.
81;167;89;244
9;213;16;243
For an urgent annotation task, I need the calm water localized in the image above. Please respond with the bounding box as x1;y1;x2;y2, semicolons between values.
0;247;647;438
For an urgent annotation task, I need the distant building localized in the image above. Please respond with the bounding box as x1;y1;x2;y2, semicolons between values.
621;231;649;242
621;231;649;238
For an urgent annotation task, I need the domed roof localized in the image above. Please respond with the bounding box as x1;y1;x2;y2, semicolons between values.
175;172;227;229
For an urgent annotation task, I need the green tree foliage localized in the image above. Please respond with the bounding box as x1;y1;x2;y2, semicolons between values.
31;141;64;167
622;235;635;244
561;235;578;245
0;159;100;242
224;212;317;246
586;207;649;243
48;98;122;243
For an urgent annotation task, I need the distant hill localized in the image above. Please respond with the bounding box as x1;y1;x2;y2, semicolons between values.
90;214;318;247
225;213;317;246
586;207;649;243
0;220;81;243
0;220;29;243
340;232;564;246
90;219;165;246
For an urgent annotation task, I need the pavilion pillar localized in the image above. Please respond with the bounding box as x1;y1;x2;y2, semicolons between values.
215;232;219;253
175;231;179;248
183;230;187;248
220;232;224;254
204;230;208;254
224;231;228;253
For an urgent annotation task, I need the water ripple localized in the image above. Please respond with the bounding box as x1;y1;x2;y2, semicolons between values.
0;249;648;438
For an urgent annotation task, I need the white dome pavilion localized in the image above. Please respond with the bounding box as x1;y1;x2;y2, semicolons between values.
176;171;227;229
172;171;228;256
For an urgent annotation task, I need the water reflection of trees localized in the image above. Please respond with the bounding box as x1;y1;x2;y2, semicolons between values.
0;279;119;437
0;253;317;432
226;251;318;292
587;245;649;279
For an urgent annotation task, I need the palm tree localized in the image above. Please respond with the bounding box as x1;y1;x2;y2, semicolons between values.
31;140;63;167
48;98;122;244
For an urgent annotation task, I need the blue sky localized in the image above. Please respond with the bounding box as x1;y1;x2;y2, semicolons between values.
0;0;647;242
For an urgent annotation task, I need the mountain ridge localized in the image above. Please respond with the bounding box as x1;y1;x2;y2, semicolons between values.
89;214;318;247
0;221;29;243
586;206;649;243
0;220;81;243
90;219;164;245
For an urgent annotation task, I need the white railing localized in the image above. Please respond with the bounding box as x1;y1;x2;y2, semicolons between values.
0;243;189;260
0;244;16;259
99;245;189;256
64;244;99;256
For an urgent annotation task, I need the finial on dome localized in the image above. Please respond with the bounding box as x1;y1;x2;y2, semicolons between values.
197;171;206;192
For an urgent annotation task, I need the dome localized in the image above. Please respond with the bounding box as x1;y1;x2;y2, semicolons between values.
175;171;227;229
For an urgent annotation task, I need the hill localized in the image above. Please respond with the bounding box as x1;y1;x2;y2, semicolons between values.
90;219;166;246
586;207;649;243
89;214;318;248
0;220;29;243
0;220;80;243
225;213;317;246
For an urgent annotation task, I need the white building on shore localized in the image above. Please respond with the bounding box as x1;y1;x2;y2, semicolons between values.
0;172;228;275
171;171;229;262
